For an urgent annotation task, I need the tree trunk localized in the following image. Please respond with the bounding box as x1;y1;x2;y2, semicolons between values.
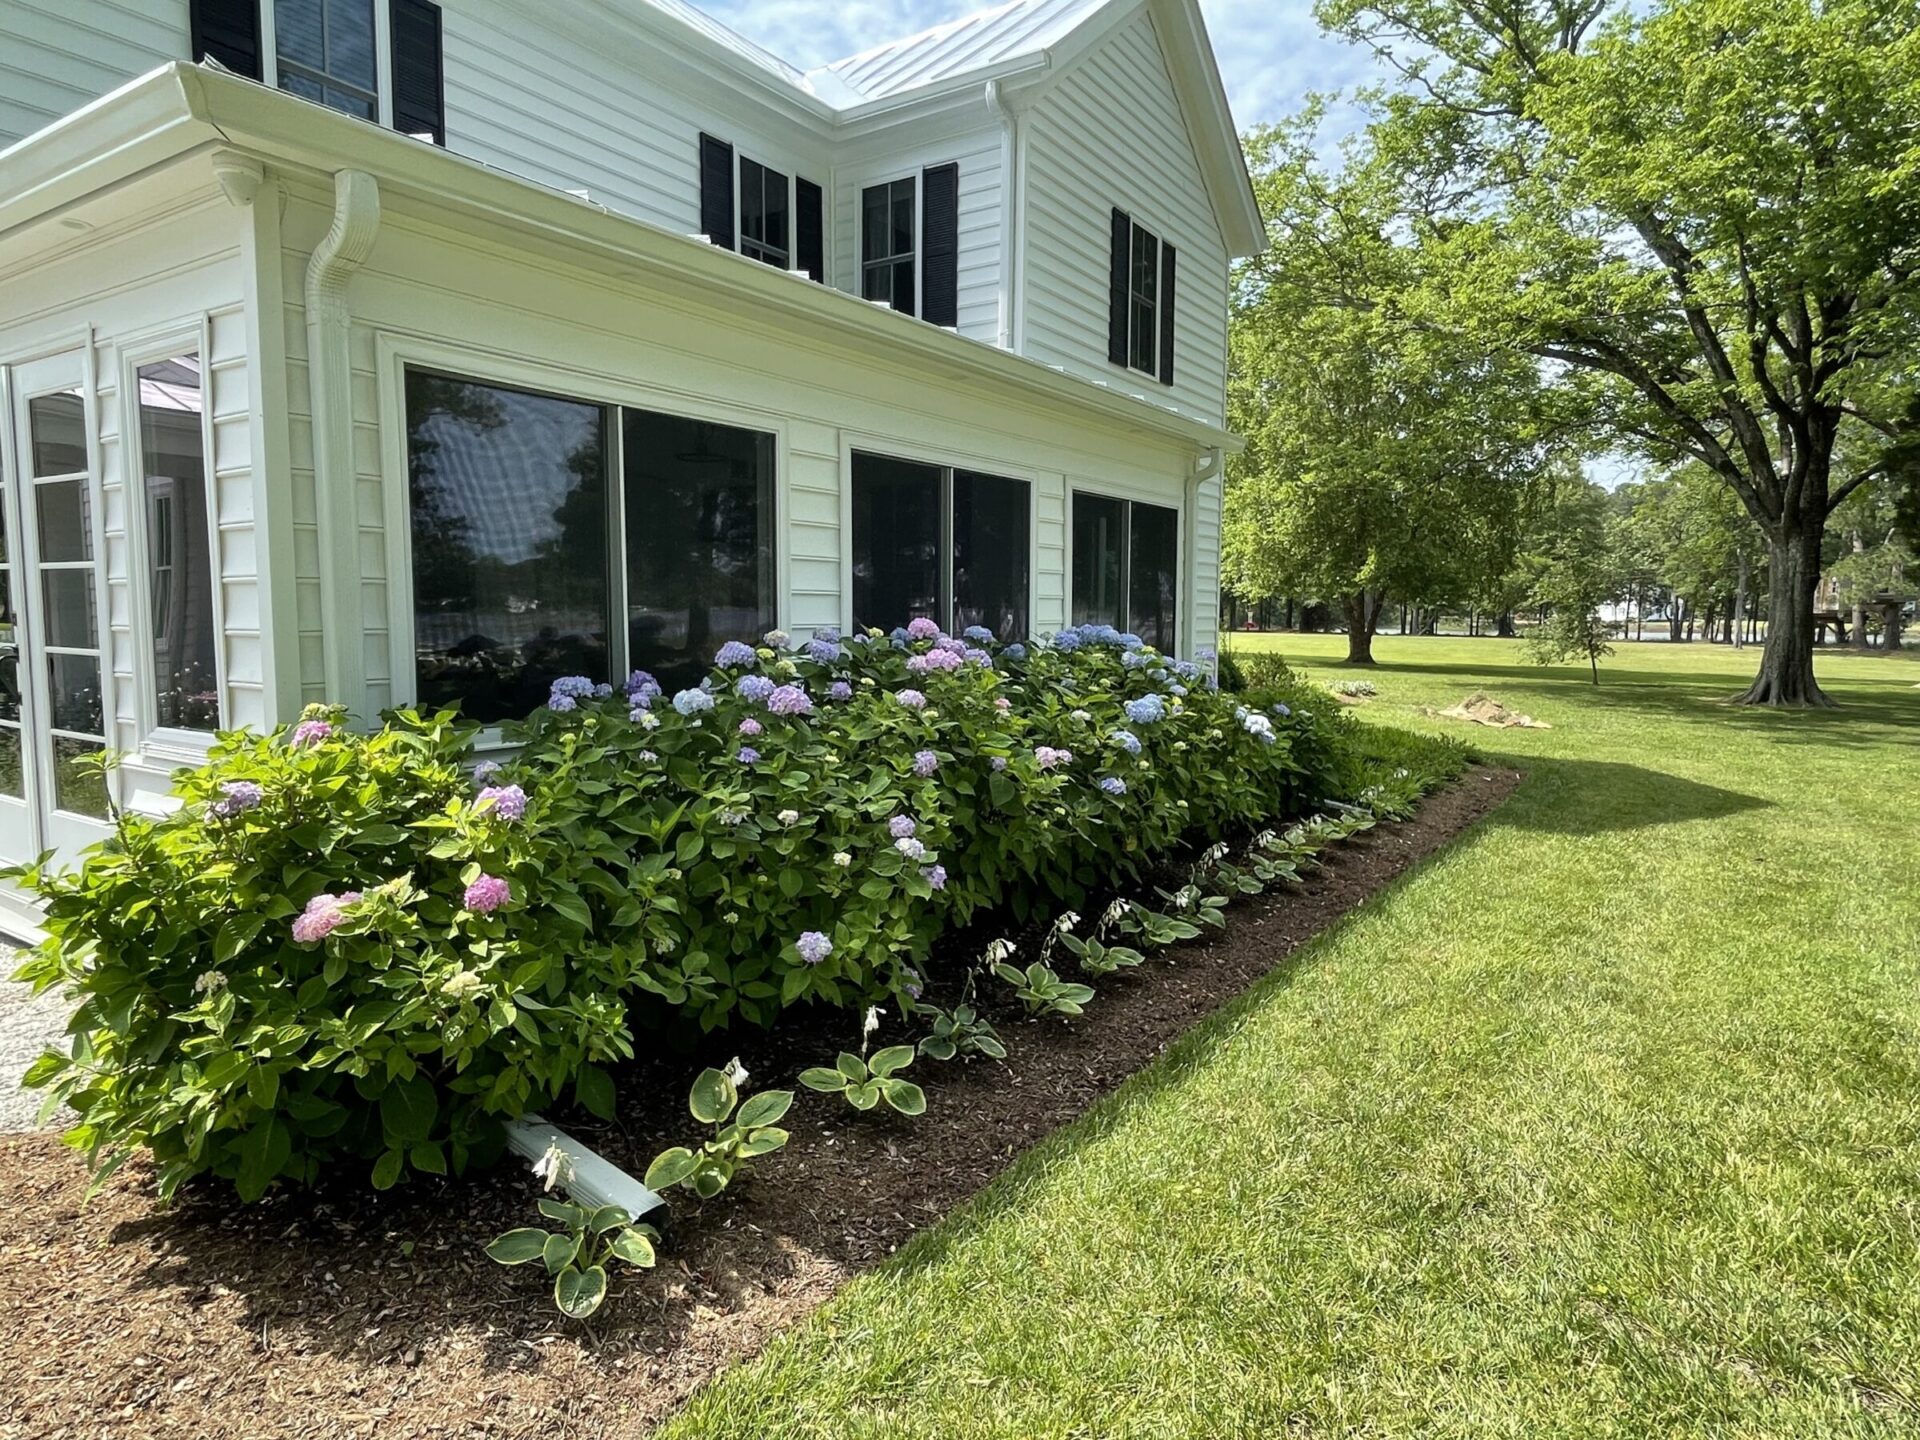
1668;593;1684;642
1737;522;1831;706
1731;554;1748;650
1343;592;1380;665
1849;529;1870;649
1882;601;1904;652
1496;609;1516;638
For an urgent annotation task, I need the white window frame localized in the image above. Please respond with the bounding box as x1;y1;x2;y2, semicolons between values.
376;334;790;750
1125;218;1162;378
859;173;921;317
119;321;228;765
260;0;395;130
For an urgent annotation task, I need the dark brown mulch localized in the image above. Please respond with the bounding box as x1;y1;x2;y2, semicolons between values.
0;766;1519;1440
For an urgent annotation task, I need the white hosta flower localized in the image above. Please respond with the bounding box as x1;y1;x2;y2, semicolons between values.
1202;842;1230;867
1055;910;1081;934
1100;898;1132;929
723;1056;750;1090
984;938;1017;965
863;1005;885;1038
532;1141;575;1193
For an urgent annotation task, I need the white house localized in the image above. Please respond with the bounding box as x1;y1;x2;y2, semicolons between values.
0;0;1262;918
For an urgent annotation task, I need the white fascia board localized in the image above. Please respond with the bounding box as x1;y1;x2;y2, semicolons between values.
1;64;1239;453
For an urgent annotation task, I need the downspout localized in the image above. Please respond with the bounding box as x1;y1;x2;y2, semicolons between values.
304;170;381;723
1187;446;1224;669
984;80;1024;352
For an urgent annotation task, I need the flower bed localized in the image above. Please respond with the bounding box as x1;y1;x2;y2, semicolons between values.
13;624;1348;1202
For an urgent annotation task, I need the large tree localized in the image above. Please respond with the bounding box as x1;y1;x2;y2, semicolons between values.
1319;0;1920;704
1223;120;1568;663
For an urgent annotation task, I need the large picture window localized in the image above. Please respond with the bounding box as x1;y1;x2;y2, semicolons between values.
851;453;1029;640
135;355;219;732
1071;493;1179;651
405;369;779;721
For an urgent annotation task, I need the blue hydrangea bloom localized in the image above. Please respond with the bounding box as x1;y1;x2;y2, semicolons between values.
673;688;716;715
736;674;776;704
1124;695;1167;725
1003;643;1027;661
796;931;833;965
1112;729;1142;755
1052;630;1082;652
714;640;758;668
806;638;844;664
1099;777;1128;796
963;625;995;643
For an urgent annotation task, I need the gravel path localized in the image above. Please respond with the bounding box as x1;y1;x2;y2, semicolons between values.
0;947;70;1132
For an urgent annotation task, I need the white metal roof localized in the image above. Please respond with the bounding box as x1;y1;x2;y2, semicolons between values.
809;0;1110;102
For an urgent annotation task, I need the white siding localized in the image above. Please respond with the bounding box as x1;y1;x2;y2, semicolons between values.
0;0;190;150
1020;8;1230;425
1190;465;1220;658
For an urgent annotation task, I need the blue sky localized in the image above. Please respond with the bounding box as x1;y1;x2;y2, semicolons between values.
698;0;1381;135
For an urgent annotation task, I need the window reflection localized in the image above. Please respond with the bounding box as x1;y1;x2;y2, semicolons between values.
622;409;775;692
406;373;610;723
1129;502;1179;651
1071;492;1125;630
1071;493;1178;648
952;471;1028;642
851;454;942;633
138;355;220;730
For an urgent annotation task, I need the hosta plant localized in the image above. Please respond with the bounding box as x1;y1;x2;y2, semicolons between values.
485;1198;659;1320
1056;931;1147;976
995;960;1096;1017
915;1003;1007;1061
800;1045;927;1115
1158;883;1229;930
643;1063;792;1199
1117;907;1204;951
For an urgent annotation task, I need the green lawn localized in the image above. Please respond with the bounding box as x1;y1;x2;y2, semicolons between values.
662;637;1920;1439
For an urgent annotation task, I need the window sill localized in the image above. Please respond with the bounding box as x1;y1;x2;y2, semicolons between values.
138;727;221;770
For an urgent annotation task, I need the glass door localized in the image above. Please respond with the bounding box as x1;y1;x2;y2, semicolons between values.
0;351;112;867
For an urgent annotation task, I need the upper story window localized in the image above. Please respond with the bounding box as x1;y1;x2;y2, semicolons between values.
862;177;917;316
739;157;791;269
189;0;446;145
275;0;378;121
1108;208;1178;387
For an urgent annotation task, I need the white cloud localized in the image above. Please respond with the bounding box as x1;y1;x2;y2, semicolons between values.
695;0;1387;135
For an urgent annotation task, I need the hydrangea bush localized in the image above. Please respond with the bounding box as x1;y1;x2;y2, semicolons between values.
14;625;1341;1201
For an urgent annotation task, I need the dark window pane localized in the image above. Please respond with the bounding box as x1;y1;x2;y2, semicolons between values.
1129;224;1160;373
852;453;941;633
740;157;791;268
51;734;107;818
862;185;890;263
138;355;221;730
323;84;377;120
28;391;85;476
0;726;21;800
892;180;914;255
277;0;377;120
1130;297;1157;372
952;471;1028;641
1071;492;1125;630
861;178;916;315
406;372;610;724
41;570;97;649
1129;501;1179;651
622;409;775;693
279;69;326;104
275;0;326;70
35;479;92;562
47;651;103;736
327;0;376;88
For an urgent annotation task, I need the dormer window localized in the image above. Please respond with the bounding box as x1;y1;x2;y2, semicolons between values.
862;177;917;315
274;0;378;121
739;157;791;269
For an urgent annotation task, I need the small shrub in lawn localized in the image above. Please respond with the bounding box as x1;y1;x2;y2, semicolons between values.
644;1062;793;1199
915;1003;1007;1061
485;1197;659;1320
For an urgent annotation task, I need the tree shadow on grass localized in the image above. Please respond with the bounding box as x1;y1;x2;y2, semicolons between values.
1469;754;1770;836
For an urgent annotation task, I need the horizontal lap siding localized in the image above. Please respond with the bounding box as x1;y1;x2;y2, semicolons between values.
1021;9;1229;426
0;0;188;149
1191;466;1220;658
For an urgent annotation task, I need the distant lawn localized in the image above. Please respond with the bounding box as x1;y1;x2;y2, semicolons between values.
663;637;1920;1439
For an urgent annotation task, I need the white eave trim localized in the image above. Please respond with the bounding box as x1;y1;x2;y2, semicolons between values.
1;64;1241;454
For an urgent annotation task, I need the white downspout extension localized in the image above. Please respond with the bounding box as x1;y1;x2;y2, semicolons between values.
985;80;1025;352
1188;447;1223;669
304;170;381;723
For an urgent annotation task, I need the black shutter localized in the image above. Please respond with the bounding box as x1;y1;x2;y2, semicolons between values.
699;134;736;251
1159;242;1177;386
796;177;824;282
189;0;262;79
1108;208;1131;367
922;162;960;328
390;0;445;145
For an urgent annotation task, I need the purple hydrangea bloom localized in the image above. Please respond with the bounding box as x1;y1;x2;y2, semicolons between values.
1099;777;1128;796
901;965;925;1000
894;688;927;709
738;717;764;737
815;625;841;643
828;680;854;701
923;864;948;891
1125;695;1167;725
627;670;661;700
907;648;964;675
1035;746;1073;770
806;638;843;664
548;694;578;713
738;746;761;765
673;687;716;715
473;760;504;784
209;780;263;820
895;835;927;860
550;676;597;699
766;684;813;716
991;756;1008;771
796;931;833;965
934;636;967;656
906;617;942;641
1272;702;1292;717
962;625;995;643
913;749;940;777
736;674;777;704
291;890;361;943
1113;729;1143;755
290;718;335;747
714;640;758;668
889;815;917;839
1051;630;1082;652
464;874;511;913
477;783;528;821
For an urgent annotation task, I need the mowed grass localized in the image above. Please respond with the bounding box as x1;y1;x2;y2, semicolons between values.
661;637;1920;1440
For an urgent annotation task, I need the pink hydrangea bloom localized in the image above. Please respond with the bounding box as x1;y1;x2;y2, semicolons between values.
476;783;527;821
906;617;942;641
738;717;764;737
291;890;362;943
290;719;335;748
464;874;511;914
